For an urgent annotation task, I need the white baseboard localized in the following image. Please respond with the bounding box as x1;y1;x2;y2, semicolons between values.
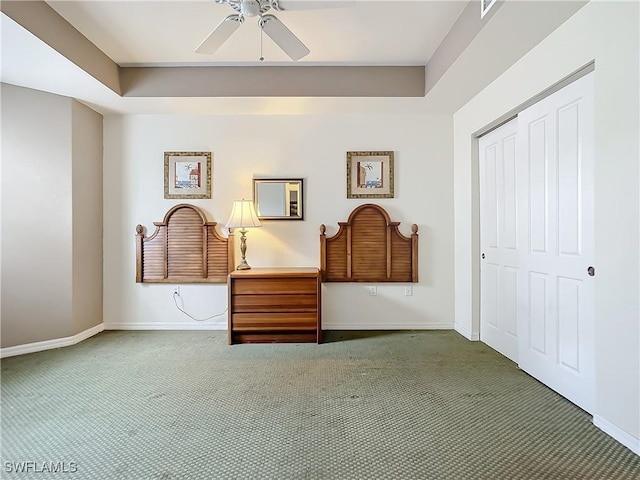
106;323;452;332
321;323;453;330
454;322;479;341
593;415;640;455
0;323;104;358
104;322;226;331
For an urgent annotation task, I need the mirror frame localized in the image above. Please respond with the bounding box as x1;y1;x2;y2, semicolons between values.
253;178;304;221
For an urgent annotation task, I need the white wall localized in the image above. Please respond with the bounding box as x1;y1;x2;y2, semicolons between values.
453;1;639;450
103;112;453;331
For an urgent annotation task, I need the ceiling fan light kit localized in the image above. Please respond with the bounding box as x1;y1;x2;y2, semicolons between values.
197;0;347;61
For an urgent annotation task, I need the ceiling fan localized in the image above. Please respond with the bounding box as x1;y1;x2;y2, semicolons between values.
196;0;350;61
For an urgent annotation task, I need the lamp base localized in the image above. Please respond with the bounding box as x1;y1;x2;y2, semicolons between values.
236;228;252;270
236;260;251;270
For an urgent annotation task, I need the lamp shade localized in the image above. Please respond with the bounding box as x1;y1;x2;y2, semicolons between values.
226;200;262;229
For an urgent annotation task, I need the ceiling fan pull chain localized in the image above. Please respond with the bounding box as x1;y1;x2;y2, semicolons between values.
259;19;265;61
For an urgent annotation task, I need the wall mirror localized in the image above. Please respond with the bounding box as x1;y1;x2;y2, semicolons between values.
253;178;304;220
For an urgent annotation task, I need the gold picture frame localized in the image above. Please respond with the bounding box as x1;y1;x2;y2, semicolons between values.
164;152;211;199
346;151;394;199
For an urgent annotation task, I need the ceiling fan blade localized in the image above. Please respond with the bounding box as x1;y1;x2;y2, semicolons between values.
275;1;355;11
261;14;310;61
196;14;242;54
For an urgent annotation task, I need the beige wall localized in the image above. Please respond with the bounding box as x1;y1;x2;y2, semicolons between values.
72;100;103;334
1;84;74;346
102;112;454;331
0;84;103;348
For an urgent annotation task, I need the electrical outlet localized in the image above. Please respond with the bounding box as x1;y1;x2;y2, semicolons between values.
368;286;377;296
173;286;180;295
405;285;413;296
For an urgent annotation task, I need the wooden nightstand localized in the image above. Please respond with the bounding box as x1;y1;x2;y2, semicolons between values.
227;267;322;344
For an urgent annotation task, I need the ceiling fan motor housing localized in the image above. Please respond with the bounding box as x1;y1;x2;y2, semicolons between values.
240;0;262;17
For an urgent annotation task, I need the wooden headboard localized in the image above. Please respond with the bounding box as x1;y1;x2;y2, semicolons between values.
320;204;418;283
135;204;234;283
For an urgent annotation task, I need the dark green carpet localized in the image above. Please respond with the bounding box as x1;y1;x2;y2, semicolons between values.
1;330;638;479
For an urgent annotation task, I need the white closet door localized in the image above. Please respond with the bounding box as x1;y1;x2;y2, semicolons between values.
516;73;595;413
479;119;519;362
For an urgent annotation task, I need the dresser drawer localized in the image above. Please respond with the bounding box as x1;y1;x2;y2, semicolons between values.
232;313;318;331
232;332;318;344
232;294;317;313
233;278;317;295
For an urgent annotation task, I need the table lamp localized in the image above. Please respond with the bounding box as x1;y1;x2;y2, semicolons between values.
226;199;262;270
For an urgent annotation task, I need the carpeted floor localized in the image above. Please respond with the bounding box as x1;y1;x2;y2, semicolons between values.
1;330;639;479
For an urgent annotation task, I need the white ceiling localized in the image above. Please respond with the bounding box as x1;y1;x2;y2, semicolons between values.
46;0;468;66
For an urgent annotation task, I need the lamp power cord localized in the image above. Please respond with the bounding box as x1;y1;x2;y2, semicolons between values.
172;292;227;322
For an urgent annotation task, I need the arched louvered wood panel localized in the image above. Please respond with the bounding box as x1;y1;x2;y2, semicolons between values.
136;204;234;283
168;207;205;278
351;208;387;280
320;204;418;283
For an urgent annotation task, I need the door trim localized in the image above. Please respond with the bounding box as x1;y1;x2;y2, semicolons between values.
474;61;594;139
